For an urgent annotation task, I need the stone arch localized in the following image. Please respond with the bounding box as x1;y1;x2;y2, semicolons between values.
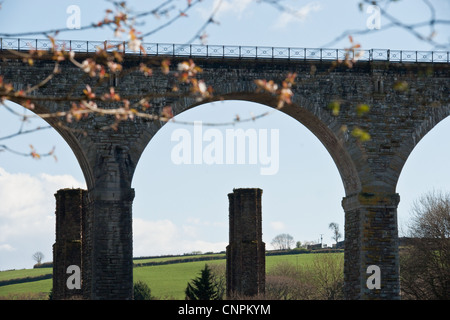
131;91;355;293
131;98;347;254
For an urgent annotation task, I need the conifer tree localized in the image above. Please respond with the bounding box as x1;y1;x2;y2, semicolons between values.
185;264;220;300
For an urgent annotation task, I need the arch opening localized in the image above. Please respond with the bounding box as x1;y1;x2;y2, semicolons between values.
396;115;450;235
132;100;346;263
0;100;86;271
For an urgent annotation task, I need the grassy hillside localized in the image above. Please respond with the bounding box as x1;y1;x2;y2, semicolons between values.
0;268;52;282
0;251;343;300
134;259;226;299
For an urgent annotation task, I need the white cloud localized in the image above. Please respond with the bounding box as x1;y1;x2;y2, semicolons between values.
270;221;286;231
197;0;254;21
272;1;322;29
133;218;179;256
133;217;227;257
0;244;15;252
0;167;85;270
198;0;322;31
182;225;198;238
185;216;227;228
186;217;201;225
0;168;85;218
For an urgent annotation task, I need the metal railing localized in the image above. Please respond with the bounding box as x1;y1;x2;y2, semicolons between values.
1;38;449;63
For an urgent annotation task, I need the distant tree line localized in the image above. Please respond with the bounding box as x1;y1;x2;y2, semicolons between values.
270;222;342;251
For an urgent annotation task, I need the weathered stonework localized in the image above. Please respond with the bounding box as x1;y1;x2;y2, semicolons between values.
1;48;449;299
226;188;265;298
52;188;86;300
81;189;135;300
342;192;401;299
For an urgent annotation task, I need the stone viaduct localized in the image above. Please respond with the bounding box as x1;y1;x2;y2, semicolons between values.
0;39;449;299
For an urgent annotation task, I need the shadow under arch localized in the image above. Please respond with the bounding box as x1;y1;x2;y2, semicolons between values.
170;92;361;197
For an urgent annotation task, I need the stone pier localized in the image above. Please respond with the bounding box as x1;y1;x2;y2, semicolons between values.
52;188;86;300
226;188;265;298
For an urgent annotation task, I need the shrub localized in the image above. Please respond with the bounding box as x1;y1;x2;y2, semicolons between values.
264;254;344;300
133;280;153;300
266;261;318;300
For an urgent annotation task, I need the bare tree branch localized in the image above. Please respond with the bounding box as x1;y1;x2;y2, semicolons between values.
323;0;450;49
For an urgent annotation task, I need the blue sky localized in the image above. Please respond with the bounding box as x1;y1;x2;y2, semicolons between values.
0;0;449;270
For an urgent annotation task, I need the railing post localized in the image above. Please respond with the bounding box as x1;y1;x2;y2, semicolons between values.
18;38;20;51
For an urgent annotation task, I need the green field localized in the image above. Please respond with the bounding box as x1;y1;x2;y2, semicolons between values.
0;268;52;282
0;252;343;300
134;259;226;299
